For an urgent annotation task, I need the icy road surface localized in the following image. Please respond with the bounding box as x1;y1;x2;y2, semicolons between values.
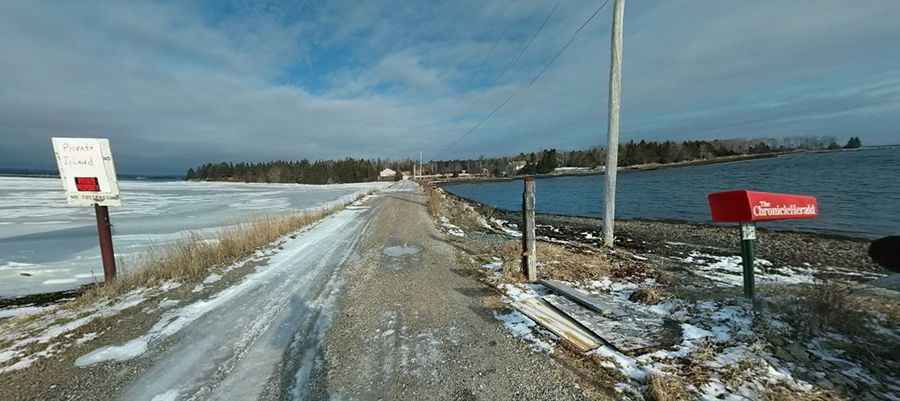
80;187;390;401
0;176;390;297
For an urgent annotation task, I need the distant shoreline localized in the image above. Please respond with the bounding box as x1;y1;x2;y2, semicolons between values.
0;173;182;181
434;146;898;186
434;151;790;185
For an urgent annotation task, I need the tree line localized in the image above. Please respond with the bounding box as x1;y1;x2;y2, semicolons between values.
186;136;861;183
185;158;417;184
430;136;859;177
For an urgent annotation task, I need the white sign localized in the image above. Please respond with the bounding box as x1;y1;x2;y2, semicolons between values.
740;223;757;241
51;137;121;207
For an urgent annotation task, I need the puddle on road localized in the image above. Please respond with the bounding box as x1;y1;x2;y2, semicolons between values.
382;245;422;257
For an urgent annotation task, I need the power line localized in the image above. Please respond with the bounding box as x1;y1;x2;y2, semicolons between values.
528;0;610;87
491;2;560;85
442;0;612;154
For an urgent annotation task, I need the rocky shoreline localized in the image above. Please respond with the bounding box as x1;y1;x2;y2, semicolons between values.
443;189;881;275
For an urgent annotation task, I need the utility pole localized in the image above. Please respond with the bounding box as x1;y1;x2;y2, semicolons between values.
602;0;625;248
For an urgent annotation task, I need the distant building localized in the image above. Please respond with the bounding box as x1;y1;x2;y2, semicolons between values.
379;168;397;180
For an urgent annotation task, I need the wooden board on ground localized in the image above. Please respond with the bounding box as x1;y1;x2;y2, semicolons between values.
543;294;669;354
512;297;601;353
540;279;626;318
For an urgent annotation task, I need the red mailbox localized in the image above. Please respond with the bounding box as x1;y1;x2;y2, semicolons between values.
707;190;818;300
708;190;817;223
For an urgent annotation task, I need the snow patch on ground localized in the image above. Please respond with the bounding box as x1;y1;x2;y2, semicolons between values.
677;251;816;287
0;289;148;372
150;389;179;401
438;217;465;237
202;273;222;285
490;218;522;238
494;311;554;353
0;304;56;320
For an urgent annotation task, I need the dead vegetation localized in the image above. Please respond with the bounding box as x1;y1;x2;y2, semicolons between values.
70;204;343;308
644;372;691;401
426;183;442;217
775;282;869;336
629;287;663;305
760;387;846;401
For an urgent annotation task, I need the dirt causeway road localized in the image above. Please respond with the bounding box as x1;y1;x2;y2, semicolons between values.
31;181;591;401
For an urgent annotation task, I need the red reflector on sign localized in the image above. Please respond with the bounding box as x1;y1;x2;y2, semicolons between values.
75;177;101;192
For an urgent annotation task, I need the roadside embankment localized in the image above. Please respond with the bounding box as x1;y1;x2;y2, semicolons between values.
426;183;899;401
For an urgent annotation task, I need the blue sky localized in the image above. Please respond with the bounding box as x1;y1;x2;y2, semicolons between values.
2;0;899;174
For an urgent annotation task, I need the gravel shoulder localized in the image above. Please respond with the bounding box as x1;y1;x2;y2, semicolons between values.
319;186;606;400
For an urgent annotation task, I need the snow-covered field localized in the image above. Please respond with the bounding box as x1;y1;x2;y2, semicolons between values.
0;176;391;297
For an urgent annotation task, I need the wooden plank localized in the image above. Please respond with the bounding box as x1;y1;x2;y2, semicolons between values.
512;297;601;353
540;279;625;317
543;294;666;353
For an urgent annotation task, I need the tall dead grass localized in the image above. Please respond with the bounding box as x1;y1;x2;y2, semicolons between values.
71;205;341;307
787;282;868;336
644;372;690;401
426;184;442;217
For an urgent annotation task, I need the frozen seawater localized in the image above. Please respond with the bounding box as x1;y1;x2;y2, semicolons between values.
0;176;389;297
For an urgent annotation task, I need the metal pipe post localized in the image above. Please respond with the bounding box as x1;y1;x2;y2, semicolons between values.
739;222;756;299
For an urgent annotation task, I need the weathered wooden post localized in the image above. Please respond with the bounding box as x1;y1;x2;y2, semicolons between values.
95;204;117;282
522;176;537;282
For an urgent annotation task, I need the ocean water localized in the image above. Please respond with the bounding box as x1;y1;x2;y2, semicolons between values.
444;147;900;239
0;178;390;297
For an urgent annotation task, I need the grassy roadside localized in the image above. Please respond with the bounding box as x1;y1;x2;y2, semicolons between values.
2;190;372;321
71;207;336;308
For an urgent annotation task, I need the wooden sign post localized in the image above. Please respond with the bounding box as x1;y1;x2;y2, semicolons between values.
522;176;537;282
52;138;122;283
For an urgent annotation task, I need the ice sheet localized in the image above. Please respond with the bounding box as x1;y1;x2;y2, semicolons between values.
0;176;390;297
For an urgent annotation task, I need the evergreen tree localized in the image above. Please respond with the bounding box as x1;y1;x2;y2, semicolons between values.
844;137;862;149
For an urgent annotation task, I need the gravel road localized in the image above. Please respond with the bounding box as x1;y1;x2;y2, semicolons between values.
318;182;596;401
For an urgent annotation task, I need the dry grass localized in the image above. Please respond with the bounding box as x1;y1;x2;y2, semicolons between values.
426;184;442;217
629;287;664;305
787;282;869;336
70;205;342;308
644;372;691;401
760;386;846;401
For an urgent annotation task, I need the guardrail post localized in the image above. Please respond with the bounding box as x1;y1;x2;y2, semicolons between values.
522;176;537;282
